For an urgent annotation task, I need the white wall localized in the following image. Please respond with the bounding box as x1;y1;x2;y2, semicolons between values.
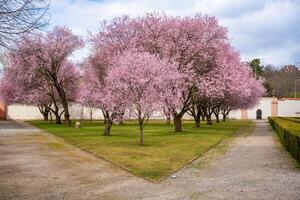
228;110;241;119
7;103;104;120
7;97;300;120
7;103;198;121
247;98;273;119
7;104;42;120
278;99;300;117
229;97;300;120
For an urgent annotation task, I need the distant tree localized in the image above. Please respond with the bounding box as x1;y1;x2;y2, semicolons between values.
249;58;264;79
248;58;274;97
262;64;300;97
263;82;273;97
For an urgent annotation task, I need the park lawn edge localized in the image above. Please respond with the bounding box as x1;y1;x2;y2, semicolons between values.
156;121;255;182
27;120;254;183
191;120;256;170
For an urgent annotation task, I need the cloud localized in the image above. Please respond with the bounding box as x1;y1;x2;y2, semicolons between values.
49;0;300;66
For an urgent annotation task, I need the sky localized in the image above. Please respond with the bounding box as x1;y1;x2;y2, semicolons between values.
49;0;300;66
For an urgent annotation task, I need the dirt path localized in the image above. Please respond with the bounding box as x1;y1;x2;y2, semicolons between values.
0;120;299;200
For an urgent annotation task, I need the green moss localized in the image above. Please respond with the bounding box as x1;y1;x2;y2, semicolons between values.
28;119;252;182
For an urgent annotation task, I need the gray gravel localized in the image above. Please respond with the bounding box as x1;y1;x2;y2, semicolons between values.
0;120;299;200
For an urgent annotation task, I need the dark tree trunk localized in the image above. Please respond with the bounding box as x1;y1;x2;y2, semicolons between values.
221;109;230;122
163;108;171;125
213;106;221;123
139;124;144;146
166;115;171;125
103;118;112;136
215;113;219;123
222;114;226;122
206;114;213;125
53;81;71;126
189;106;201;128
38;104;51;121
47;89;62;125
43;113;49;121
55;115;62;124
195;117;200;127
173;115;182;132
201;114;206;121
51;102;62;124
102;110;114;136
63;104;71;126
89;109;93;123
50;112;53;124
137;110;145;146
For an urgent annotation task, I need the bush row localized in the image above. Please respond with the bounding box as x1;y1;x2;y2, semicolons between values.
268;117;300;163
277;117;300;125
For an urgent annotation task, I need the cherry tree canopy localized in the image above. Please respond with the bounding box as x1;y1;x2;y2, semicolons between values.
0;26;83;124
105;50;183;144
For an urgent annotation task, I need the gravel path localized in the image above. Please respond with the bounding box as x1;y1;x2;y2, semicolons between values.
0;120;299;200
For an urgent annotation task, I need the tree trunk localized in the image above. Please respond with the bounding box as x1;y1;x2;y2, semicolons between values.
89;109;93;123
215;113;219;123
195;117;200;127
103;118;112;136
63;106;71;126
55;115;62;124
222;114;227;122
52;104;62;124
50;112;53;124
137;110;145;146
139;125;144;146
166;115;171;125
43;112;49;121
38;104;50;121
173;115;182;132
53;81;71;126
206;114;213;125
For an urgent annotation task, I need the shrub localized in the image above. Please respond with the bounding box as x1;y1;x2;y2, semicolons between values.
268;117;300;163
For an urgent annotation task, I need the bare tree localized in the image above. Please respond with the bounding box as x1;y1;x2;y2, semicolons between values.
0;0;50;49
263;64;300;97
0;52;9;75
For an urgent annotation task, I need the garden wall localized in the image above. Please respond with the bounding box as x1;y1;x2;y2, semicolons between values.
6;103;194;120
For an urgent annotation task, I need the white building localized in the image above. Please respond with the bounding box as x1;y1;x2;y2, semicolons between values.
229;97;300;119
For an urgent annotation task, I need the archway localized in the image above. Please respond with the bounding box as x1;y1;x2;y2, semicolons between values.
256;109;262;120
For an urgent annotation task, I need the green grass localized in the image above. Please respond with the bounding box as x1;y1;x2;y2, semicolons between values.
28;119;253;181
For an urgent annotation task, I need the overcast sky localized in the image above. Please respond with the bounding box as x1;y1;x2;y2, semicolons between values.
49;0;300;66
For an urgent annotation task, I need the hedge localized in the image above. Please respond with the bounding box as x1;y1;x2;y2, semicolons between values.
268;117;300;163
278;117;300;124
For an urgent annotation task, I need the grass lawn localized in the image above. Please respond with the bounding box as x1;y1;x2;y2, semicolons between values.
28;119;253;181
